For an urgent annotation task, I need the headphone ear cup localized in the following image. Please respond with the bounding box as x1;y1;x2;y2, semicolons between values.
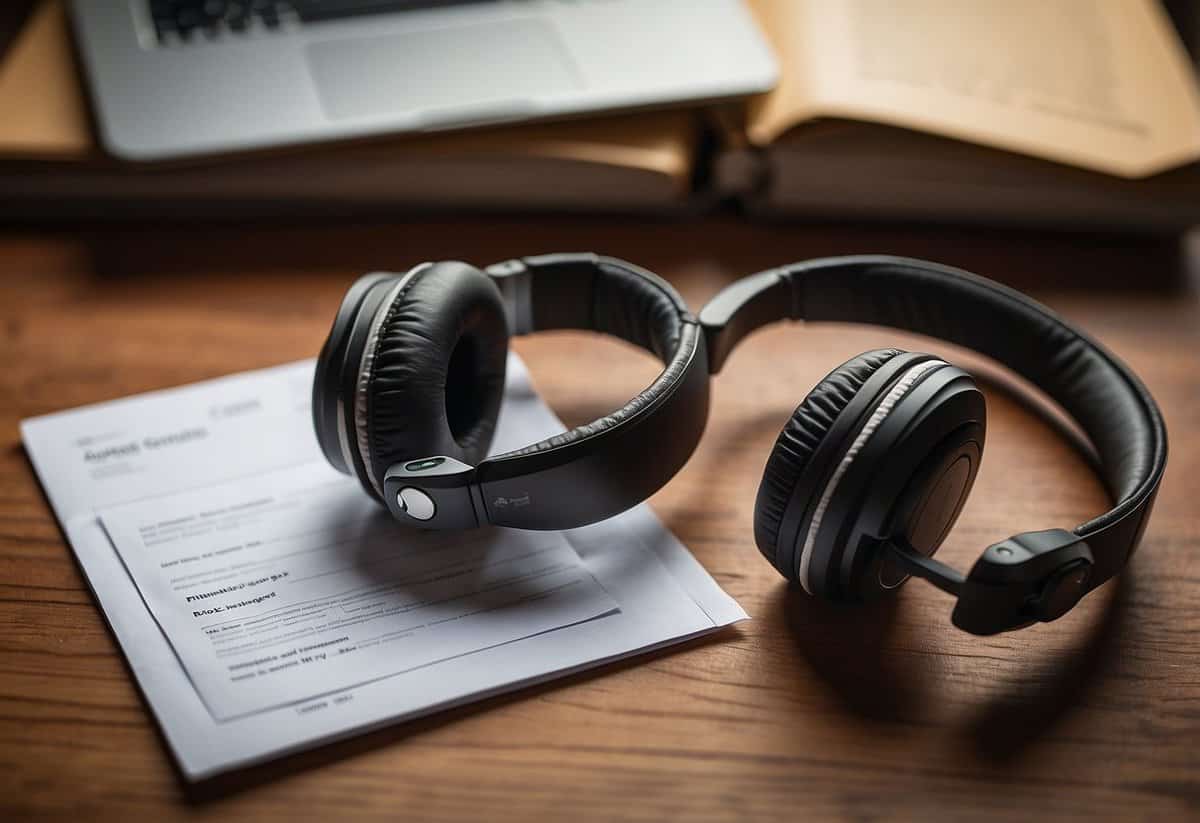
755;349;905;584
357;261;509;501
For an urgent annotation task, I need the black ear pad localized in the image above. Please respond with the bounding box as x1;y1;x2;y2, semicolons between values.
357;261;509;501
754;349;904;577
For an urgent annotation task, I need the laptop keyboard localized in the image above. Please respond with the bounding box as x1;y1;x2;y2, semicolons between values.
148;0;496;44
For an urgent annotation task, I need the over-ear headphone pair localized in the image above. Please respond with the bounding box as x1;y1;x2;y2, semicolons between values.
312;253;1166;635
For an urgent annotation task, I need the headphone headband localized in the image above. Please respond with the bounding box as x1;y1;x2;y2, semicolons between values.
700;255;1167;625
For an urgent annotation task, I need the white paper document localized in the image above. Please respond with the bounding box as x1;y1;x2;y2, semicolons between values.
21;354;746;780
100;464;619;720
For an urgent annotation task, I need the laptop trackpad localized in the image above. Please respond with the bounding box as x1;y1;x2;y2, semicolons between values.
307;19;581;123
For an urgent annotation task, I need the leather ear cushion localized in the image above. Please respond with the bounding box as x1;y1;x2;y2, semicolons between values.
754;349;904;574
363;262;509;498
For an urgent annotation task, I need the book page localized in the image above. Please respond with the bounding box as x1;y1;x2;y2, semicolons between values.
411;110;697;188
748;0;1200;177
0;0;91;158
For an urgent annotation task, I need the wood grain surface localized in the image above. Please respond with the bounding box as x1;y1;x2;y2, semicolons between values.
0;217;1197;821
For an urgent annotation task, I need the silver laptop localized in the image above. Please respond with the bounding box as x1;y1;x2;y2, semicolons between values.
69;0;777;162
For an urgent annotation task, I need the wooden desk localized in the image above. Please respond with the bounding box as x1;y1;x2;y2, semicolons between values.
1;218;1197;820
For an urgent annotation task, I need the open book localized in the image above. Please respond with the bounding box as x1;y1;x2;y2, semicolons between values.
2;0;1198;228
719;0;1200;228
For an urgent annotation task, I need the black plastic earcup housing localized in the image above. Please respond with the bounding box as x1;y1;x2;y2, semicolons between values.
754;349;903;574
804;361;986;601
362;261;509;500
754;348;986;601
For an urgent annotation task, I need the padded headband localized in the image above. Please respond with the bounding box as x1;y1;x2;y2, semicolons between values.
488;254;689;457
700;255;1167;588
380;254;710;531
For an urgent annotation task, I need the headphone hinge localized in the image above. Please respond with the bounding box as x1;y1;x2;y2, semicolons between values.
383;457;482;530
486;259;535;336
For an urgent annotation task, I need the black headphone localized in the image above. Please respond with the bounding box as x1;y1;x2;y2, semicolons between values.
312;253;1166;636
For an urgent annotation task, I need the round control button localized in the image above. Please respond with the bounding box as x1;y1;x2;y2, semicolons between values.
397;487;436;521
1034;559;1092;621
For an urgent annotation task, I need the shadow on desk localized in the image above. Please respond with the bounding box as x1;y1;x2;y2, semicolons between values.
774;567;1132;763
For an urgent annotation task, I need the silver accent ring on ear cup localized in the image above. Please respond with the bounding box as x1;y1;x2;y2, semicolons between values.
335;401;356;483
798;359;948;594
351;266;427;498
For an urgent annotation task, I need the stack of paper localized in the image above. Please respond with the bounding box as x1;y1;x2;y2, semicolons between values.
21;354;746;780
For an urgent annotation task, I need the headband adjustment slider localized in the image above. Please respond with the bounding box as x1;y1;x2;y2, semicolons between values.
486;258;535;336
